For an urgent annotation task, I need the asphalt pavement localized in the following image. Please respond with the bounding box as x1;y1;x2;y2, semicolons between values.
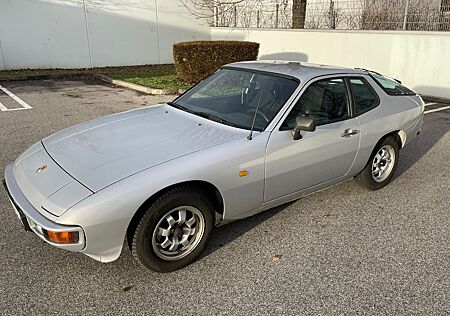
0;79;448;315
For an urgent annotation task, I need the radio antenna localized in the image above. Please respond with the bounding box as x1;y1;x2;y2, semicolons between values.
247;89;264;140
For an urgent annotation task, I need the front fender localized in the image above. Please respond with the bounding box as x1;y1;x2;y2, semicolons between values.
58;132;269;262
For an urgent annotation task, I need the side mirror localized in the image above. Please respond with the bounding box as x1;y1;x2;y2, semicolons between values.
292;117;316;140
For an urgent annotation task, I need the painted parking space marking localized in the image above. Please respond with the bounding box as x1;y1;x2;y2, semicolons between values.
424;105;450;114
0;84;33;111
425;102;437;107
0;101;9;111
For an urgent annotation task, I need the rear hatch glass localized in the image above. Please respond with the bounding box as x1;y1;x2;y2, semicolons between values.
369;72;416;96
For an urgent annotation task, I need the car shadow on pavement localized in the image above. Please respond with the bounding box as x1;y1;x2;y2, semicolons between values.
202;202;295;258
394;112;449;179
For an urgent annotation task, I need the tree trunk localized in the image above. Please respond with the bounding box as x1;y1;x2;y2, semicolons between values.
292;0;307;29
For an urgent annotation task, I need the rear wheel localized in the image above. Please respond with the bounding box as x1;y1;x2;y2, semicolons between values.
131;187;214;272
357;136;399;190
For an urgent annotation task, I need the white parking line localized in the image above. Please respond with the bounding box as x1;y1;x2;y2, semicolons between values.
424;105;450;114
0;84;33;111
0;101;9;111
425;102;437;107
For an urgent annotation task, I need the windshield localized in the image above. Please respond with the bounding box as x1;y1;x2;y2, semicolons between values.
173;68;299;131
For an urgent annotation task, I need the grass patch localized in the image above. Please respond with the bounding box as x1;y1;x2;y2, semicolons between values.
106;64;192;90
0;64;193;90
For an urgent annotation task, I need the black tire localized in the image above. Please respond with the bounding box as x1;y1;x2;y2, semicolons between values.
131;187;214;272
357;136;400;191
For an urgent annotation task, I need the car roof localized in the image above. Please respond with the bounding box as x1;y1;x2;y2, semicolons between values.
224;60;367;82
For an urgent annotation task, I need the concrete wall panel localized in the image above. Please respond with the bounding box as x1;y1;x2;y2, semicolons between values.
0;0;210;69
212;28;450;99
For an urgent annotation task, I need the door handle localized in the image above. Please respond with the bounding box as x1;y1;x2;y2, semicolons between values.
341;128;359;137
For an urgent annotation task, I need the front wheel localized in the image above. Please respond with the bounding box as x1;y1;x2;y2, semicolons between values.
131;187;214;272
357;136;399;190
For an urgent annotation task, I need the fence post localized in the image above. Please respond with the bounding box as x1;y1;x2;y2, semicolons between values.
402;0;410;30
275;3;279;28
234;5;237;27
257;10;260;28
214;6;218;27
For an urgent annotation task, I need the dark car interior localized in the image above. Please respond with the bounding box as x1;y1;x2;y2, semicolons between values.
282;78;349;129
176;69;298;131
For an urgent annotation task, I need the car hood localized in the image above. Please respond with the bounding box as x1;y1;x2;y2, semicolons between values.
42;104;247;192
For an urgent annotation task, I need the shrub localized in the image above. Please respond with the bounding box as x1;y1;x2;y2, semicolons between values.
173;41;259;83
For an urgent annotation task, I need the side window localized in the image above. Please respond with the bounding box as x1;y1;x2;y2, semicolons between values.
350;78;379;115
282;78;349;129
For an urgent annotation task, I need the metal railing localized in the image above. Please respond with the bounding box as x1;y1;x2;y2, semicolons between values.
212;0;450;31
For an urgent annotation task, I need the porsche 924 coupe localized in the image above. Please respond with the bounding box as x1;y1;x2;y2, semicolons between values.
3;61;424;272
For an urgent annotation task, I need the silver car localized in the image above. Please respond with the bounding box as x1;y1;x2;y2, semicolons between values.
3;61;424;272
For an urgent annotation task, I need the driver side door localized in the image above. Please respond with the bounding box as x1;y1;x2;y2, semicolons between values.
264;76;360;202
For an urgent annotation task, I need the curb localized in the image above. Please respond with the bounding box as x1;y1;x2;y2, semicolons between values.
96;75;183;95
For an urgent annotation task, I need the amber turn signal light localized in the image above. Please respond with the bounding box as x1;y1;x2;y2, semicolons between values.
239;170;249;177
44;230;79;244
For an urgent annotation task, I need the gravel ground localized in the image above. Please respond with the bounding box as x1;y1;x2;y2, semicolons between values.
0;79;448;315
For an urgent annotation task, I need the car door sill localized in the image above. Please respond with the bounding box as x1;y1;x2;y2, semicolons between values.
261;175;352;212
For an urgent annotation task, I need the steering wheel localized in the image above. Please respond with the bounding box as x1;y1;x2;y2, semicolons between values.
246;108;269;122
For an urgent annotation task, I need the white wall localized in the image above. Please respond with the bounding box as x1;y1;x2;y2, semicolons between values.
0;0;210;69
212;28;450;99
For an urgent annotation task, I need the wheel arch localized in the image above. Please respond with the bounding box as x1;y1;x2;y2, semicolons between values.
126;180;224;249
374;130;404;152
357;129;403;177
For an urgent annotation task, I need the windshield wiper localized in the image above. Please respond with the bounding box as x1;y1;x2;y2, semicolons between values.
194;111;244;129
167;101;191;113
168;102;245;129
194;111;223;123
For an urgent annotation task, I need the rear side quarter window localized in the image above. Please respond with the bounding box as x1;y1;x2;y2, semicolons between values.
370;72;416;96
349;78;380;115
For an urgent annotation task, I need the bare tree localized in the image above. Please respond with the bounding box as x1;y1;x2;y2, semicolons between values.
181;0;293;28
181;0;447;31
292;0;307;28
327;0;338;29
361;0;403;30
180;0;246;25
440;0;450;31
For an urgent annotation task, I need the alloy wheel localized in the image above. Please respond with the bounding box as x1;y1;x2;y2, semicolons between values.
151;206;205;261
371;145;396;183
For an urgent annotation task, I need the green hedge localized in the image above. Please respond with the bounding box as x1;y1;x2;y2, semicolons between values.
173;41;260;83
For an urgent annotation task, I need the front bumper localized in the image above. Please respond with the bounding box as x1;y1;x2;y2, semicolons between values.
3;163;85;252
